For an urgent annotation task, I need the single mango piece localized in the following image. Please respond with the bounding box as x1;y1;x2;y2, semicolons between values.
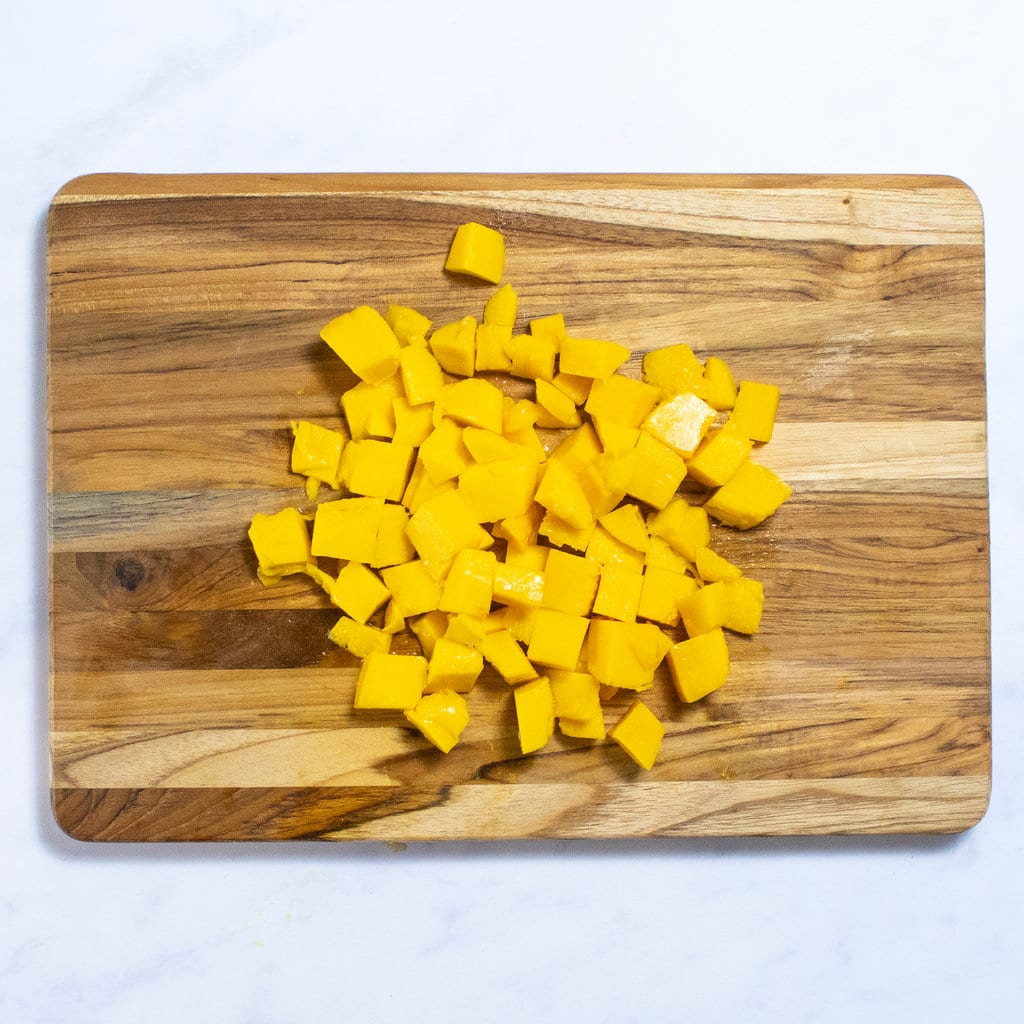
370;503;415;568
248;507;314;581
702;356;737;411
667;628;730;703
429;316;477;377
729;380;780;443
585;374;660;428
549;670;602;722
542;549;600;616
311;496;385;563
290;420;346;490
354;653;427;709
475;322;514;372
321;305;401;385
344;439;415;503
703;461;792;530
686;424;753;489
425;637;484;694
330;562;391;624
385;304;433;345
625;431;687;510
526;609;590;671
723;576;765;634
514;676;555;754
609;699;665;771
479;629;538;685
559;336;631;379
592;565;644;622
399;344;445;407
439;548;497;617
679;580;729;637
405;690;470;753
328;615;391;658
642;391;716;458
381;559;442;618
484;283;518;327
642;343;705;398
445;222;505;283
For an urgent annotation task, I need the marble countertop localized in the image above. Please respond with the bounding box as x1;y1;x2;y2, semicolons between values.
4;2;1020;1021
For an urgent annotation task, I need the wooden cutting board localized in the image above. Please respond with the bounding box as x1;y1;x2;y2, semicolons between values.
47;173;990;840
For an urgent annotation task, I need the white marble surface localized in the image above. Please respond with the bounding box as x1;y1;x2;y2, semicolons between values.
4;1;1021;1020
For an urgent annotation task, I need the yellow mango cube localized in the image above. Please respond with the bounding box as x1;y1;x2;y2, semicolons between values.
418;419;472;485
702;356;737;411
382;599;406;635
679;580;729;637
391;397;435;447
462;427;521;464
593;415;640;455
445;222;505;284
439;377;505;434
406;490;494;581
549;670;601;721
609;700;665;771
475;322;514;372
695;546;742;583
641;343;705;398
625;431;687;510
703;461;792;530
505;425;547;464
385;304;433;345
637;566;698;627
484;283;518;327
649;499;710;562
538;511;595;552
559;709;606;740
492;561;546;608
380;560;442;618
542;549;600;616
509;333;557;382
439;549;497;617
559;336;632;379
551;372;594;407
645;534;694;575
405;690;470;753
443;613;490;650
723;577;765;634
585;525;645;573
311;496;385;563
402;461;455;513
328;615;391;658
529;313;567;348
354;652;427;710
642;391;716;458
598;503;650;553
321;305;402;385
585;619;671;691
592;565;644;622
514;676;555;754
500;603;540;645
534;378;582;428
399;344;445;407
429;315;477;377
290;420;346;489
248;507;314;580
457;455;539;523
370;503;415;569
493;505;543;551
577;452;634;518
667;628;730;703
344;439;414;503
341;375;402;440
585;374;660;428
409;609;449;659
479;629;537;685
527;609;590;671
425;637;484;694
686;424;753;488
330;562;391;624
729;381;780;442
534;458;595;531
502;396;538;435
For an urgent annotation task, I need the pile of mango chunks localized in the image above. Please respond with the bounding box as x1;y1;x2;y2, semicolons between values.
248;222;791;770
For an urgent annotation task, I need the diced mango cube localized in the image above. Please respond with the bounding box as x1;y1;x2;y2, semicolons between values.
625;431;687;510
354;652;427;709
509;333;557;381
439;549;497;617
686;424;753;488
443;614;490;649
492;561;546;608
290;420;346;489
462;427;521;464
501;603;540;645
549;421;603;469
513;676;555;754
385;304;433;345
474;322;514;372
341;375;402;440
493;505;543;551
586;620;671;691
321;305;401;386
405;690;470;753
558;709;606;740
550;372;593;407
526;610;590;671
534;378;582;428
679;580;729;636
406;490;493;581
409;609;449;659
649;499;710;562
585;525;645;573
593;415;640;455
598;503;650;553
534;458;595;531
642;391;716;458
382;600;406;635
667;628;730;703
370;503;415;568
425;637;484;694
311;496;385;563
399;344;445;407
344;439;414;503
577;452;633;518
484;283;518;327
695;546;742;583
429;315;477;377
729;381;780;442
418;419;472;485
637;566;698;627
380;560;442;618
502;396;538;435
592;565;644;622
529;313;567;349
479;629;538;685
542;549;600;616
391;398;435;447
609;700;665;771
439;377;505;433
723;577;765;634
548;670;601;721
328;615;391;658
330;562;391;624
248;507;314;580
641;343;705;398
702;356;737;411
445;222;505;284
537;511;595;552
457;455;539;524
559;336;631;379
402;460;455;513
585;374;660;428
703;461;792;530
645;534;694;575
